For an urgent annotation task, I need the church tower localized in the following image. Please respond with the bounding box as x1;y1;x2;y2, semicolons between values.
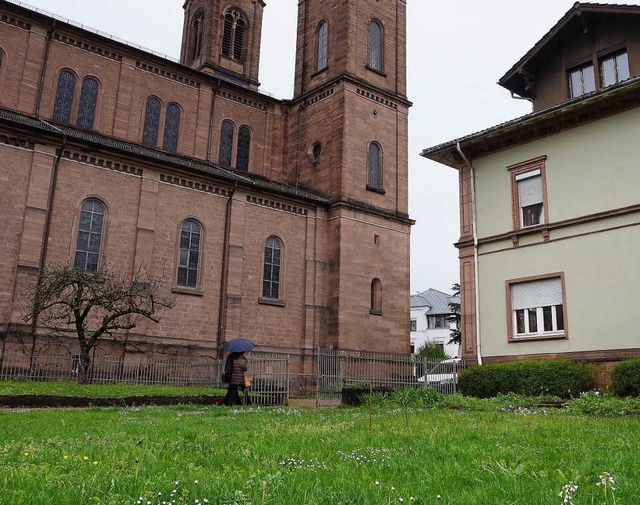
289;0;412;353
180;0;265;89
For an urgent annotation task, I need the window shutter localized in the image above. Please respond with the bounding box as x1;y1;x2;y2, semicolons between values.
511;278;562;310
517;174;542;207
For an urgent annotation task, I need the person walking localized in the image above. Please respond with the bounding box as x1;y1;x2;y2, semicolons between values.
224;351;248;406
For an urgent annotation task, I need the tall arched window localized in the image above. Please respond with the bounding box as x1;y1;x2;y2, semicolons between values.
368;20;383;71
76;77;98;130
222;10;245;61
367;141;382;189
53;70;76;124
177;220;201;288
219;120;234;166
192;10;204;60
142;97;161;147
370;278;382;314
316;21;328;71
74;199;105;272
262;236;282;299
163;103;181;153
236;125;251;171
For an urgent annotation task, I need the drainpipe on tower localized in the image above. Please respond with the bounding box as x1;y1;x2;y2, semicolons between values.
456;142;482;366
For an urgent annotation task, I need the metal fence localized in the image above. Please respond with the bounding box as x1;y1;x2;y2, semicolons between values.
0;349;463;407
316;349;465;407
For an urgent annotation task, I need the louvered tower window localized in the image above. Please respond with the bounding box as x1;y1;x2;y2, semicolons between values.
368;20;383;71
222;10;245;61
317;21;328;71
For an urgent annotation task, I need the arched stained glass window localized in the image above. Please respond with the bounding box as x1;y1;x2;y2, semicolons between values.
317;21;328;71
53;70;76;124
76;77;98;130
236;125;251;171
262;236;282;299
367;141;382;189
177;220;201;288
163;103;181;153
371;278;382;314
74;199;105;272
192;10;204;60
222;10;245;61
142;97;161;147
219;120;234;167
368;20;383;71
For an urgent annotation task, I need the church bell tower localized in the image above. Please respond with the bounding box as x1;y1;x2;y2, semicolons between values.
180;0;265;89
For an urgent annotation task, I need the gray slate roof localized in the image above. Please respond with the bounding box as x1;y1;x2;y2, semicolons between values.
410;288;458;314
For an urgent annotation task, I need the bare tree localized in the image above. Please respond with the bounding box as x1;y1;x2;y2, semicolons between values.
23;264;175;383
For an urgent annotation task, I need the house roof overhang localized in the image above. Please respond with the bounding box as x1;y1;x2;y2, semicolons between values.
499;2;640;98
421;75;640;168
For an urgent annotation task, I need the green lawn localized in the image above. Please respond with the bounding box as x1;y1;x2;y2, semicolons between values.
0;380;225;397
1;403;638;504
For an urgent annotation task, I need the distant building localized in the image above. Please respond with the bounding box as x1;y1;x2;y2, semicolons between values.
422;3;640;369
410;289;459;358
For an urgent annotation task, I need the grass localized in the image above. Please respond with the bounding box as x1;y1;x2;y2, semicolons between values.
1;401;639;504
0;380;226;397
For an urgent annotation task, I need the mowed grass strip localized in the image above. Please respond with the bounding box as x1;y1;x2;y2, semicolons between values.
0;380;225;397
1;405;638;504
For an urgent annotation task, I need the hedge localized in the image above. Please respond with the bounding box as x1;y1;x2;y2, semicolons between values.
612;358;640;397
457;359;594;398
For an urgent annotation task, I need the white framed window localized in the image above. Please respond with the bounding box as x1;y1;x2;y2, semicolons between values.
569;63;596;98
516;169;544;227
600;51;629;88
507;274;567;340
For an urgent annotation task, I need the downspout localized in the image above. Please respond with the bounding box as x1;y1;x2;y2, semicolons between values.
35;20;57;117
456;142;482;366
510;92;534;110
216;183;237;357
30;123;67;358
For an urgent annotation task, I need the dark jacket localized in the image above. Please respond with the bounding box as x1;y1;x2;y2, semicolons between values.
226;353;248;386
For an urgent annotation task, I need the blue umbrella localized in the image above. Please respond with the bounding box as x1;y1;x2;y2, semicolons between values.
222;338;256;353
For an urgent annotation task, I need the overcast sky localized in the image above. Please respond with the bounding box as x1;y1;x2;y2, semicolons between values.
19;0;619;294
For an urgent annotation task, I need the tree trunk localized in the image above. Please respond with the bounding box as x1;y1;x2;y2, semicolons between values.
78;348;92;384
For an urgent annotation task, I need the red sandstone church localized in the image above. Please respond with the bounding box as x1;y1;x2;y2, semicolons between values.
0;0;412;374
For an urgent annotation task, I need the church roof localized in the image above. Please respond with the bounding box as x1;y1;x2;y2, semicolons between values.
0;108;331;206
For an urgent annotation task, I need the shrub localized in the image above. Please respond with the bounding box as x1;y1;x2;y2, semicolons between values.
611;358;640;397
415;341;450;360
457;359;594;398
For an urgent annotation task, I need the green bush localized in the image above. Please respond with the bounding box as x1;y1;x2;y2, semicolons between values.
457;359;594;399
612;358;640;397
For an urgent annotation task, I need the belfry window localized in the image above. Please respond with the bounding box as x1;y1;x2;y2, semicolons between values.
74;199;105;272
317;21;328;71
76;77;98;130
222;10;246;61
368;20;383;72
192;10;204;60
53;70;76;124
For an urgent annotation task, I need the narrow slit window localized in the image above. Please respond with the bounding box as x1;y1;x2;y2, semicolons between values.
192;10;204;60
262;236;282;299
367;141;382;189
368;20;383;71
76;77;98;130
163;103;181;153
317;21;328;71
370;278;382;314
53;70;76;124
219;120;234;167
142;97;161;147
177;220;201;288
74;200;104;272
236;125;251;171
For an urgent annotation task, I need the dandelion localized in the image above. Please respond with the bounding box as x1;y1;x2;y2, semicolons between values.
83;456;89;461
64;455;69;460
93;461;99;465
23;452;29;457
